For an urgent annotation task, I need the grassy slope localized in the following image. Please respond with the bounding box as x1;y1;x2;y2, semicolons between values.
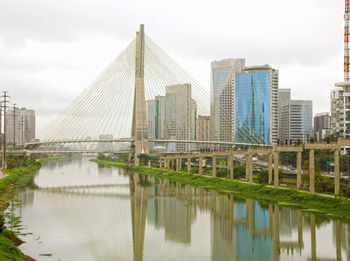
93;159;350;223
0;156;80;260
0;163;42;261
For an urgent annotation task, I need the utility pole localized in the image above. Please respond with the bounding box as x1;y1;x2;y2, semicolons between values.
20;114;24;150
0;99;2;151
1;91;10;170
12;104;16;150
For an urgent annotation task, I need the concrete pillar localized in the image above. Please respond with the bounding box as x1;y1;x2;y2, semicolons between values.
268;153;273;184
159;159;163;169
199;156;203;175
212;156;216;177
247;200;254;235
172;159;175;170
273;206;280;250
167;158;170;170
297;210;303;245
229;155;234;180
309;149;315;194
132;25;149;166
334;149;340;195
310;214;316;260
178;158;182;171
247;153;253;183
336;220;342;261
297;151;302;189
176;158;179;171
274;151;279;187
147;160;151;168
245;154;249;180
187;157;191;174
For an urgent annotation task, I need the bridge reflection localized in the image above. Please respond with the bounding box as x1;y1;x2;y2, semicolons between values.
19;173;349;261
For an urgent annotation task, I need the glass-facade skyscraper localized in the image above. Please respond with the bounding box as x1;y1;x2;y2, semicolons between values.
280;100;313;144
210;59;245;144
235;65;279;145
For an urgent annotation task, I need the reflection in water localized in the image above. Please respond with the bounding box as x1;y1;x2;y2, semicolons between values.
16;159;349;261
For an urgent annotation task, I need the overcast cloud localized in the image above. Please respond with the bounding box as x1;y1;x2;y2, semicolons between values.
0;0;344;134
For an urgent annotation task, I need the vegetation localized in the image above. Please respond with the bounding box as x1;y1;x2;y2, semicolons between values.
137;154;151;166
0;156;43;261
94;159;350;223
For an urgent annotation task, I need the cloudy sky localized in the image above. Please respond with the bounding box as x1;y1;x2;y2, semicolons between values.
0;0;344;135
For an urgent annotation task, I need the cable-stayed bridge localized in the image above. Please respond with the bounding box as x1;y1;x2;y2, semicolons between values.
24;24;270;162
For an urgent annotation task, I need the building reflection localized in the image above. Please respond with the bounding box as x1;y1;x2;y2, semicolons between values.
129;175;347;261
24;170;348;261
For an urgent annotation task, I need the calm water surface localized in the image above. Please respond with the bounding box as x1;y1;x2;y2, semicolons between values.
13;158;350;260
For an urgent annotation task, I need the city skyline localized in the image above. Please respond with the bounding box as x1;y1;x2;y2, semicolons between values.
0;0;344;133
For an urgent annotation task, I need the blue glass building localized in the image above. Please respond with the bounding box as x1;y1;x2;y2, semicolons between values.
235;66;279;144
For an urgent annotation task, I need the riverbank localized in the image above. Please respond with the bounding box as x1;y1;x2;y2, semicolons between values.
0;155;74;260
93;159;350;223
0;162;40;261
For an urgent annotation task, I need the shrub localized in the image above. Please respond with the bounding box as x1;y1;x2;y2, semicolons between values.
256;170;268;184
216;169;228;178
97;153;105;160
234;165;246;179
0;215;4;233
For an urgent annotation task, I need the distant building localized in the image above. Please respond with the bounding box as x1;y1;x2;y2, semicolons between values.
330;87;345;135
164;84;197;152
279;89;291;108
235;65;279;145
197;115;210;150
280;100;313;145
210;59;245;143
314;112;332;141
5;108;35;145
97;134;113;151
278;89;291;143
147;96;166;149
147;84;197;153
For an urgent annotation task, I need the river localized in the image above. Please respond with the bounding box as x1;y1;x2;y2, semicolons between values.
11;158;350;260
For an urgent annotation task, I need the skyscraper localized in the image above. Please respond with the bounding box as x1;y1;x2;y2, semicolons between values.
197;115;210;150
235;65;279;145
314;112;332;141
278;89;291;108
280;100;313;145
278;89;291;143
164;84;197;152
147;96;166;149
210;59;245;143
6;107;35;145
330;87;345;135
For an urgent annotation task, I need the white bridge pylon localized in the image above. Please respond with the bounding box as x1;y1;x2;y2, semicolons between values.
39;29;210;143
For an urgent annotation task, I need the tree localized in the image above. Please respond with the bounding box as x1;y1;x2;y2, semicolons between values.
234;165;246;179
97;153;105;160
0;214;4;233
137;154;151;166
256;170;268;184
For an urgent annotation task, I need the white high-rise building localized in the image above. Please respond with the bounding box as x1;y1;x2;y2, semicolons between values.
165;84;197;152
210;59;245;143
314;112;332;141
280;100;313;145
331;88;345;135
6;108;35;145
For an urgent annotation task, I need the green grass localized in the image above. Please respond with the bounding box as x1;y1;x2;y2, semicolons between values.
0;155;77;260
0;230;23;261
93;159;350;223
